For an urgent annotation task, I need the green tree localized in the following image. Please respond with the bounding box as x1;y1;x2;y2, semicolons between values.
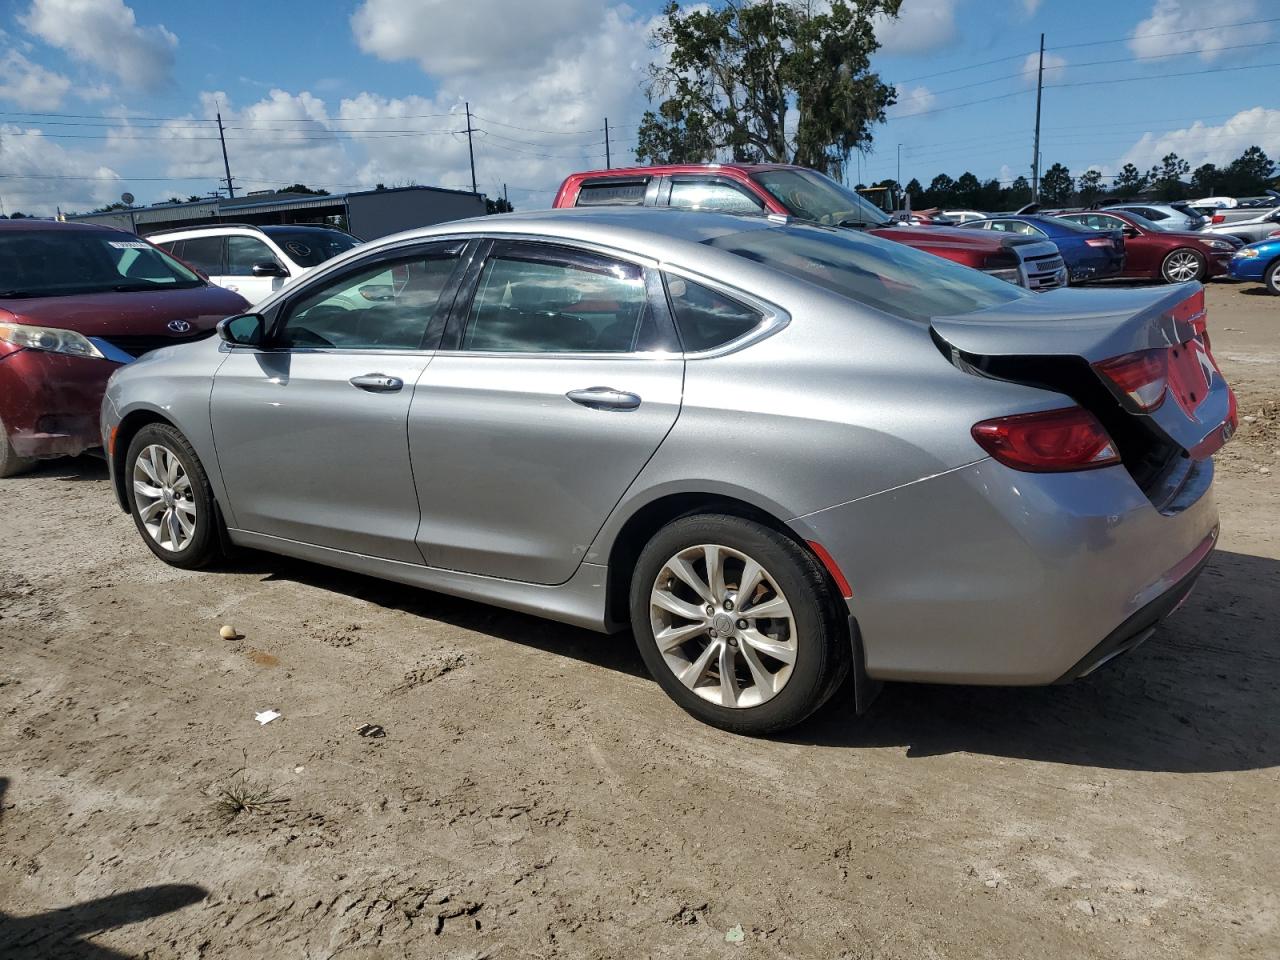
1077;168;1105;205
1007;174;1031;207
954;171;981;207
91;201;131;213
1040;162;1073;204
485;197;514;214
926;173;955;207
1221;145;1276;195
904;177;923;206
277;183;330;196
637;0;903;177
1145;152;1189;200
1190;163;1219;196
1112;162;1146;197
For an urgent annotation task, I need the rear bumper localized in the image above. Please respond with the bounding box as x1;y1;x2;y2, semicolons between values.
0;349;120;458
794;456;1219;685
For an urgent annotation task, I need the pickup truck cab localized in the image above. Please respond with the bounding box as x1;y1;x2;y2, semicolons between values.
553;164;1068;291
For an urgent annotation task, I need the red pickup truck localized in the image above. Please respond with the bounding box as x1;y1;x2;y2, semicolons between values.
553;163;1068;292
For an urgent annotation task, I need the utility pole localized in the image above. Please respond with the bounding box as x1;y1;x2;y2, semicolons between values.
465;102;477;196
503;183;509;211
216;109;235;199
896;143;902;187
1031;32;1045;204
604;117;611;169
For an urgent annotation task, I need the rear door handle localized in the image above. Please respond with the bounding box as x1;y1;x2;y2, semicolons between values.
566;386;642;411
349;373;404;393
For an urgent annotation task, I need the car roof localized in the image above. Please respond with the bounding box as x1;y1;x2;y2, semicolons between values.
0;219;127;234
147;224;267;238
567;162;797;180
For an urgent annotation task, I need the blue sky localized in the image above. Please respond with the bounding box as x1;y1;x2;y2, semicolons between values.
1;0;1277;215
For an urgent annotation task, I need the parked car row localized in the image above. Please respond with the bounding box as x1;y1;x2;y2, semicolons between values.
0;160;1252;734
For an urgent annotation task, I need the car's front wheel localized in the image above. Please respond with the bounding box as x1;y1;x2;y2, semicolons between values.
125;423;223;569
1264;260;1280;296
630;514;849;735
0;417;36;479
1161;247;1205;283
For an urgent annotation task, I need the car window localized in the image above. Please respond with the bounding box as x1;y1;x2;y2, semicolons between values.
1096;215;1127;230
226;235;279;276
461;248;659;353
664;276;764;352
0;231;203;298
262;228;359;267
576;180;648;206
155;239;183;259
278;246;464;351
181;236;225;275
668;180;764;214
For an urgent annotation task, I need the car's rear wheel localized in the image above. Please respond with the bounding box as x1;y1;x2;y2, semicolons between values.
1161;248;1205;283
1264;260;1280;296
630;514;849;735
0;417;36;479
125;423;223;569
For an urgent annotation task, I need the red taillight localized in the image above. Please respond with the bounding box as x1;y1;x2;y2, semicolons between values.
1094;348;1169;412
1211;214;1226;224
972;407;1120;473
1084;236;1114;248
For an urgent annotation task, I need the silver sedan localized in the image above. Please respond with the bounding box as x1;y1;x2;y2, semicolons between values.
102;209;1233;734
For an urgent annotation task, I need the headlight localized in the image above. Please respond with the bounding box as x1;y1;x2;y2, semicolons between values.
984;267;1021;284
0;321;105;359
1205;239;1233;251
1233;248;1260;259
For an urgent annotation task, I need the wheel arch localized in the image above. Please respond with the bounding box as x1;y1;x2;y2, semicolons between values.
109;407;178;511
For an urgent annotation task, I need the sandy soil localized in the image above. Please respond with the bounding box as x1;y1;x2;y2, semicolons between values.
2;281;1277;960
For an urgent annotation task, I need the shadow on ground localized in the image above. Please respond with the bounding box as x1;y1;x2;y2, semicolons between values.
0;779;206;959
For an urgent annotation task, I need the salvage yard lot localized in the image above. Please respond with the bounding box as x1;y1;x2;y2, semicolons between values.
1;282;1276;959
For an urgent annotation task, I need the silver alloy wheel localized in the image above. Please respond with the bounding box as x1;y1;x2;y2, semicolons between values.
649;543;798;708
1163;249;1202;283
132;443;196;552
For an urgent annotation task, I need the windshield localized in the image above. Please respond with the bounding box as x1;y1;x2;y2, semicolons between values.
0;230;203;298
752;169;891;228
263;228;359;268
705;223;1029;323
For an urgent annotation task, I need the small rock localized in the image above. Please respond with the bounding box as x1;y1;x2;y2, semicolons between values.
219;625;241;640
293;765;305;774
1074;899;1096;917
1243;415;1257;424
724;924;746;944
357;723;386;738
1261;467;1271;475
984;878;1000;888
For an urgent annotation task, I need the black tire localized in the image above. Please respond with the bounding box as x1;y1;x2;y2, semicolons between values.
1265;260;1280;296
124;423;223;569
0;417;36;479
1160;247;1206;284
630;514;850;735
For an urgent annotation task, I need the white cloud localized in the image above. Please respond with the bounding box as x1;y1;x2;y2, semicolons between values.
1021;50;1067;86
893;83;935;117
0;50;72;109
1020;0;1042;14
0;124;123;213
19;0;177;90
1129;0;1270;62
875;0;958;55
1119;106;1280;171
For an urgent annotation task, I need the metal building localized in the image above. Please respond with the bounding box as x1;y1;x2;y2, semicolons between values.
68;185;488;240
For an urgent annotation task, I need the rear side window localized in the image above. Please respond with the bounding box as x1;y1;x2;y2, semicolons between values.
664;276;764;352
705;223;1028;322
576;180;648;207
181;236;225;275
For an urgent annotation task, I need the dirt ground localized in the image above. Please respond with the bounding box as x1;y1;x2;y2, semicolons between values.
2;281;1277;960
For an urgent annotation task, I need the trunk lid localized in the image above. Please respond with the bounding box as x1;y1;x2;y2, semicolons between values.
931;283;1236;467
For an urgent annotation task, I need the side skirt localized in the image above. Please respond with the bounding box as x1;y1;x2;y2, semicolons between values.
227;528;613;633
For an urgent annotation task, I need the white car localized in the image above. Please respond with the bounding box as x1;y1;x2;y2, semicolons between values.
1103;203;1205;232
148;224;361;305
941;209;990;224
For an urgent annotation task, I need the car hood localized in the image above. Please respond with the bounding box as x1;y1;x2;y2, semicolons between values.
869;223;1017;251
0;285;249;336
1157;229;1235;247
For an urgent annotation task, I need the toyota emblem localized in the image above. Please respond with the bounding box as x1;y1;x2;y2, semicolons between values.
167;319;192;333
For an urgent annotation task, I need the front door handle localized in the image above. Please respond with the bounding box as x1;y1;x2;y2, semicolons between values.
349;373;404;393
566;386;642;411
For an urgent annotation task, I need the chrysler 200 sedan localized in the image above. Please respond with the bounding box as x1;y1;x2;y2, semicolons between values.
102;209;1234;734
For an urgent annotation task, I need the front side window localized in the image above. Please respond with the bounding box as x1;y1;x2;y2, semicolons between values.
704;223;1029;322
278;246;463;350
461;248;658;353
664;276;764;351
226;235;279;276
0;230;203;299
668;180;763;215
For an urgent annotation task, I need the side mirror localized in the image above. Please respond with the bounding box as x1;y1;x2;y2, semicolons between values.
217;313;266;347
1124;227;1140;238
251;260;288;278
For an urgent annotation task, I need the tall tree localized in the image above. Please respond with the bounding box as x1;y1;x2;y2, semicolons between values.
1077;168;1105;205
904;177;923;206
954;171;982;207
1190;163;1219;196
1147;152;1189;200
1222;145;1276;195
1040;162;1073;204
1113;162;1146;196
637;0;903;178
927;173;956;207
1008;174;1031;206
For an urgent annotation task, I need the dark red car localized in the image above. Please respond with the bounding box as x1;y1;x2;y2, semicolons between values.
0;221;248;476
1054;209;1239;284
554;164;1069;291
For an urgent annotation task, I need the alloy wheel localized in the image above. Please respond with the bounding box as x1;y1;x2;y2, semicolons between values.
1164;250;1202;283
132;443;197;552
649;543;798;709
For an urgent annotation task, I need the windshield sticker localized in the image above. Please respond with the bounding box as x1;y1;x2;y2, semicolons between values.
285;241;313;257
108;240;151;249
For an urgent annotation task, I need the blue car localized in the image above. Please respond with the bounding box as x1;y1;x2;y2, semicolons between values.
961;214;1125;283
1228;235;1280;294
